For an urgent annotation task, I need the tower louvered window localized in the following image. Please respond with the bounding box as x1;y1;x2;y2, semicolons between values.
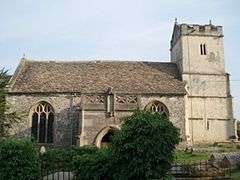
200;44;207;55
31;102;54;143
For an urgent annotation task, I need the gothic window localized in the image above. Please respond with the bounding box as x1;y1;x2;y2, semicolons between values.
31;102;54;143
145;101;169;118
200;44;207;55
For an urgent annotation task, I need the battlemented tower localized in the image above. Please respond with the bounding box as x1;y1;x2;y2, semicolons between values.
170;21;236;144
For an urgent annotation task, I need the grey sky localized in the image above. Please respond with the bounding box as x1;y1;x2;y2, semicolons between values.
0;0;239;118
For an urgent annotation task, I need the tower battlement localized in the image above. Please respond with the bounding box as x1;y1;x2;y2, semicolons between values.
171;23;223;49
180;23;223;36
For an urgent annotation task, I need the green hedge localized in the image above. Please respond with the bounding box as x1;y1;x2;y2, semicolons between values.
72;148;111;180
40;145;98;171
0;138;40;180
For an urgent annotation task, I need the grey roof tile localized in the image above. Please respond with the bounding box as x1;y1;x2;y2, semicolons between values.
7;60;186;94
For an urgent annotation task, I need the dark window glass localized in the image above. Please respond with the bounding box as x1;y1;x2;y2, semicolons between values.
203;44;207;55
200;44;203;55
200;44;207;55
47;112;54;143
39;113;46;143
207;121;210;130
31;112;38;141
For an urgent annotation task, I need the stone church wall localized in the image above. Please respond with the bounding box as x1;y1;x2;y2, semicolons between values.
140;95;185;140
183;74;229;97
188;97;235;143
6;93;185;147
6;93;82;147
181;36;225;74
81;95;185;146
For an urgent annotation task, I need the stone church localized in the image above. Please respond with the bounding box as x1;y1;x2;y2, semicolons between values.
6;22;237;148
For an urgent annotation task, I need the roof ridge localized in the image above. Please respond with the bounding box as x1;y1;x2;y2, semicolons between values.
22;59;173;64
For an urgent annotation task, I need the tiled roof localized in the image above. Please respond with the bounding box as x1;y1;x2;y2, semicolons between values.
7;59;186;95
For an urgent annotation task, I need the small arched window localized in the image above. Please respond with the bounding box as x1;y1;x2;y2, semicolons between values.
145;101;169;118
31;102;54;143
200;43;207;55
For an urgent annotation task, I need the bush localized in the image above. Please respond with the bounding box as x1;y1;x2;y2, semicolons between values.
40;148;71;172
110;110;180;180
40;145;98;171
73;148;111;180
0;138;40;180
71;145;98;156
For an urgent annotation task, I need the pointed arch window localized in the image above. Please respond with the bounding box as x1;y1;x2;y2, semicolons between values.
145;101;169;118
31;102;54;143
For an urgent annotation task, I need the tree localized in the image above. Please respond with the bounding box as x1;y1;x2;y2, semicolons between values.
110;110;180;180
0;68;20;137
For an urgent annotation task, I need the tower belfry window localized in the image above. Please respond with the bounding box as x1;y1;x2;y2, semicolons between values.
200;44;207;55
203;44;207;55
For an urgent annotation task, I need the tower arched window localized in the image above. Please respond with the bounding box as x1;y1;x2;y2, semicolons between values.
31;102;54;143
200;43;207;55
145;101;169;118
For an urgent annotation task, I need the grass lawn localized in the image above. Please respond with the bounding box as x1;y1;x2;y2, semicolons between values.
174;150;210;164
173;143;240;165
174;149;240;179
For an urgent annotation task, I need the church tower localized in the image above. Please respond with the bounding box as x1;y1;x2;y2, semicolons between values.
170;21;236;144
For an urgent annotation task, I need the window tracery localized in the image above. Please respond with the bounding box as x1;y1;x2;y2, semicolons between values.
31;102;54;143
145;101;169;117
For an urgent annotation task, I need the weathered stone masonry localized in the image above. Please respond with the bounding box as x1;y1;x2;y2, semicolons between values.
6;93;185;147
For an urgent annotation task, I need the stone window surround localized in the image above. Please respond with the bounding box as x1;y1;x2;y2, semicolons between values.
145;100;169;117
29;101;55;145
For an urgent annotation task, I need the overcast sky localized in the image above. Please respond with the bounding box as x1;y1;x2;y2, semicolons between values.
0;0;239;118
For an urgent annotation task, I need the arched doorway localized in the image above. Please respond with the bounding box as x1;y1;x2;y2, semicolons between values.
101;129;115;148
95;126;119;148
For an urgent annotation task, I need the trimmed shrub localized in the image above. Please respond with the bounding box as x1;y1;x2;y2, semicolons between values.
72;148;111;180
0;138;40;180
110;110;180;180
71;145;98;156
40;148;71;172
40;145;98;171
